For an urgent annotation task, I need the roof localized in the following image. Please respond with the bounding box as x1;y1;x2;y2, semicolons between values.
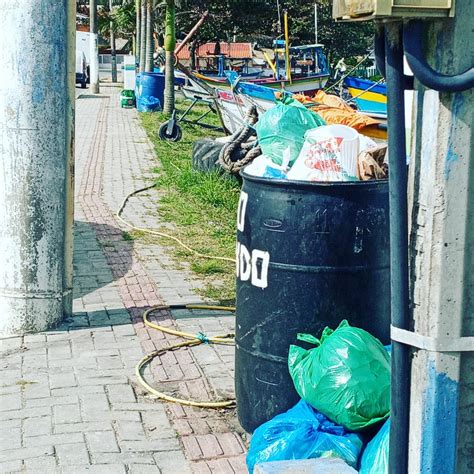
176;42;253;60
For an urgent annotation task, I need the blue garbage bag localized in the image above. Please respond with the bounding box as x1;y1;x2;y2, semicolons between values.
246;400;363;474
360;419;390;474
137;95;161;112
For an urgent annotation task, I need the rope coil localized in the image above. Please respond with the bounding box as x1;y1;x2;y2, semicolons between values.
218;105;261;174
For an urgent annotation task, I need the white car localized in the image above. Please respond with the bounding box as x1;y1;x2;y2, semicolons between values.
76;50;88;88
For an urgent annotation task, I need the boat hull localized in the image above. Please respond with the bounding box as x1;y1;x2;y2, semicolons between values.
194;71;329;95
344;76;387;118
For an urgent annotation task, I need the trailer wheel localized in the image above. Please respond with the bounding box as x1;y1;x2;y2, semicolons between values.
158;121;182;142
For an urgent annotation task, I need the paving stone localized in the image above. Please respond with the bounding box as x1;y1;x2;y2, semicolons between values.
56;442;90;466
25;395;78;408
153;450;192;474
115;420;146;441
24;432;84;448
119;438;180;453
53;403;81;424
23;456;58;471
90;453;155;465
0;446;54;463
49;372;77;390
47;343;72;360
0;406;51;421
0;460;23;472
106;384;137;404
0;393;22;411
23;416;52;437
0;426;21;450
54;421;112;434
85;431;120;453
67;465;127;473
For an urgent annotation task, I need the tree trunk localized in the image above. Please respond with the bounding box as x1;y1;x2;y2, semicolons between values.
89;0;99;93
163;0;176;115
144;0;154;72
135;0;141;64
139;0;146;72
190;40;197;71
109;0;117;82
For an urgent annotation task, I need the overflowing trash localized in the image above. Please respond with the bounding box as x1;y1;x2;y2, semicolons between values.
292;90;381;132
245;98;387;182
359;419;390;474
246;320;392;472
288;320;390;431
246;400;364;473
358;144;388;180
255;96;325;167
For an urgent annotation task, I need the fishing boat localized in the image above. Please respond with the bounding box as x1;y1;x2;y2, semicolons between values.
193;43;330;95
344;76;387;119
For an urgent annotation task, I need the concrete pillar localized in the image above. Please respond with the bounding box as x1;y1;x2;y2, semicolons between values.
0;1;74;335
407;2;474;471
90;0;100;94
64;0;76;319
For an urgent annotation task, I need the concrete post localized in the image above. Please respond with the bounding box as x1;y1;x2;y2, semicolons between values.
90;0;100;94
0;0;74;335
407;1;474;471
63;0;76;320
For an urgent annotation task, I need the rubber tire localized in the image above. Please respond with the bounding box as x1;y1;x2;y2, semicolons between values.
158;121;183;142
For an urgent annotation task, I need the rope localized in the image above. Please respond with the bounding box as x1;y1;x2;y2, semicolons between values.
218;106;261;174
135;304;237;408
116;186;235;264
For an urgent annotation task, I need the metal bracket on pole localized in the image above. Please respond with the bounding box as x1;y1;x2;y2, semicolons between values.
391;326;474;352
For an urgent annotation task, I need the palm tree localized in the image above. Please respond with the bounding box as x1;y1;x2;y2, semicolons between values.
145;0;154;72
135;0;141;62
163;0;176;115
139;0;147;72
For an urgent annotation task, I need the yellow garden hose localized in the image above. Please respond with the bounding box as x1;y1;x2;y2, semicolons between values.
118;187;238;408
135;304;237;408
116;185;235;264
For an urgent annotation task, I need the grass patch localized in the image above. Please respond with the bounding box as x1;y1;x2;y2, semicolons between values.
140;97;239;303
122;231;134;241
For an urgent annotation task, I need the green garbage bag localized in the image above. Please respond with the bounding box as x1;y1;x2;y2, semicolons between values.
255;96;325;167
288;320;390;431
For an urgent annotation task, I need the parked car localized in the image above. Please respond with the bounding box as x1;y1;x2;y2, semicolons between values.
76;51;88;88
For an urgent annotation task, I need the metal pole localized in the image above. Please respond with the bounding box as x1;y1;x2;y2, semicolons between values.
314;3;318;45
110;0;118;83
90;0;100;93
385;21;410;474
0;0;73;335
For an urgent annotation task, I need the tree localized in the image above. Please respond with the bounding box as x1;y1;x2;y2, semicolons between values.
145;0;155;72
163;0;177;115
135;0;141;61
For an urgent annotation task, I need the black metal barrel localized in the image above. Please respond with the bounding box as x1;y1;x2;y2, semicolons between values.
235;172;390;433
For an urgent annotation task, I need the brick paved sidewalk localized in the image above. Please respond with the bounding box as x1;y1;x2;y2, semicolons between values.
0;86;246;473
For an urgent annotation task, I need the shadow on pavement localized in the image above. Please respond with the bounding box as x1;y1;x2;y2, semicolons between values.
49;220;135;331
